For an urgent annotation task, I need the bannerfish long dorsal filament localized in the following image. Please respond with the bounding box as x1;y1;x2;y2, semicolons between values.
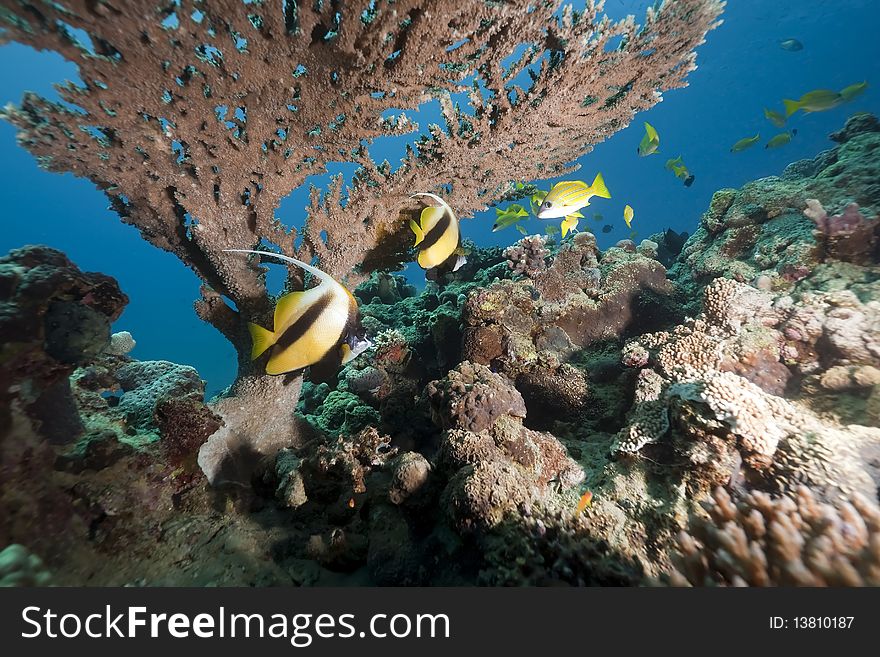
223;249;371;379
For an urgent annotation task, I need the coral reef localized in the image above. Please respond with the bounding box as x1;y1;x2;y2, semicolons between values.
0;0;723;479
665;487;880;586
670;112;880;312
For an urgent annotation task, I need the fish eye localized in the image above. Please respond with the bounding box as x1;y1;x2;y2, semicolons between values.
543;201;552;208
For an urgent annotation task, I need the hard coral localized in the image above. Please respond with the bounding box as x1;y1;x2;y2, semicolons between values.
666;486;880;586
504;235;550;278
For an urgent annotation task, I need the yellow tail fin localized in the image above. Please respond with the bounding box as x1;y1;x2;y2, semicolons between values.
782;98;801;117
409;218;424;246
590;172;611;199
248;322;275;360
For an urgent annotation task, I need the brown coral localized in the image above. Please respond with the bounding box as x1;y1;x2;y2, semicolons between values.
667;486;880;586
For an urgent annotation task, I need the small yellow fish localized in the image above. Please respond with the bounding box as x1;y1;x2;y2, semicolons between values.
492;204;529;232
544;224;559;237
576;490;593;514
840;81;868;103
623;204;634;228
664;156;695;187
782;89;843;117
515;224;528;235
765;129;797;149
763;107;787;128
560;212;583;237
730;134;761;153
628;229;638;241
637;122;660;156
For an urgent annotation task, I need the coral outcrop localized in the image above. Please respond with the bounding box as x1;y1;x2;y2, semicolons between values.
670;112;880;311
665;487;880;586
0;245;127;444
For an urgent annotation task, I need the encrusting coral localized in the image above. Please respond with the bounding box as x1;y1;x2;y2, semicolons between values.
0;0;724;480
665;486;880;586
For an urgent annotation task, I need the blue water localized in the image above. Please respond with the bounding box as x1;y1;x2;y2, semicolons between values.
0;0;876;395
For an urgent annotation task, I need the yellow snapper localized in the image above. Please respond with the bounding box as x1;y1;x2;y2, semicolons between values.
664;156;695;187
763;107;787;128
492;204;529;232
623;204;634;228
410;192;466;271
730;134;761;153
224;250;371;379
637;122;660;156
840;81;868;102
536;173;611;220
782;89;843;117
765;129;797;149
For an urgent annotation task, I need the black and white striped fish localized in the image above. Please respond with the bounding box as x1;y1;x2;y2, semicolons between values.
410;192;467;272
224;250;371;380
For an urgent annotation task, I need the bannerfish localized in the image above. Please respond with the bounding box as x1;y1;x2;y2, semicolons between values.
410;192;467;272
536;173;611;220
664;155;695;187
778;38;803;52
623;204;634;228
730;134;761;153
840;81;868;102
766;129;797;149
576;490;593;514
492;204;529;232
602;224;613;234
637;122;660;156
224;250;371;381
763;107;787;128
782;89;843;117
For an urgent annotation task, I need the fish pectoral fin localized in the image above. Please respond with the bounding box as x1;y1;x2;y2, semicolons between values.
248;322;276;360
409;218;425;246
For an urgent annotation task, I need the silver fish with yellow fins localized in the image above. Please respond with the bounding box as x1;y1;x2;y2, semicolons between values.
536;173;611;237
225;249;371;380
410;192;467;272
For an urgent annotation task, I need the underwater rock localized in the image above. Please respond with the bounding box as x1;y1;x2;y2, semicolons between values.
428;364;584;533
614;278;880;502
387;452;433;507
463;233;674;378
0;246;127;444
426;361;527;432
0;544;52;587
114;360;205;431
503;235;550;278
479;508;644;586
105;330;136;356
665;486;880;586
